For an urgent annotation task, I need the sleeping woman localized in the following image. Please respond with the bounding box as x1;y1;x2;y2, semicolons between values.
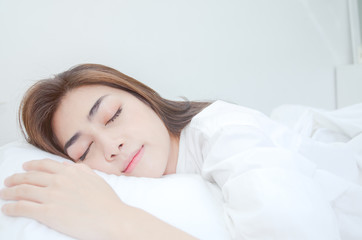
0;64;361;240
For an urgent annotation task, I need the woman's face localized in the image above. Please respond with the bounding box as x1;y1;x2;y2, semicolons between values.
52;85;178;177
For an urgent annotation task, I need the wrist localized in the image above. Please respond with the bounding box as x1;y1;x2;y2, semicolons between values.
104;202;133;240
104;202;197;240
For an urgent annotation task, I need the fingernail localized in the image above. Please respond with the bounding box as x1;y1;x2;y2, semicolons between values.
2;204;9;215
3;178;8;187
23;162;28;170
4;177;11;187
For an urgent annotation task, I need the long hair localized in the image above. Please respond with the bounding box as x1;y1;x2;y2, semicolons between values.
20;64;211;159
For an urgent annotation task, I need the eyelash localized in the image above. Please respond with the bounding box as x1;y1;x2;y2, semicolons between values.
79;142;93;161
78;108;122;161
106;108;122;125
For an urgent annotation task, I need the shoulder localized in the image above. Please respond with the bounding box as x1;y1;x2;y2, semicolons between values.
187;100;268;136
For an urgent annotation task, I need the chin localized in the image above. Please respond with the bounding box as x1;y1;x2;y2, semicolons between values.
139;170;164;178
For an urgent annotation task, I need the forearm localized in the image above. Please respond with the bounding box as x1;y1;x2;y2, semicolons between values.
108;204;197;240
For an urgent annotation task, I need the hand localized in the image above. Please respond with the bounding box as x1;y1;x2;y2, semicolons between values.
0;159;128;240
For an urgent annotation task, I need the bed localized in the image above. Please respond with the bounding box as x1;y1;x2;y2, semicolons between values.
0;103;361;240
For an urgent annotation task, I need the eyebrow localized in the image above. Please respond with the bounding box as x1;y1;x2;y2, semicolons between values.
88;95;108;121
64;132;80;155
63;94;108;154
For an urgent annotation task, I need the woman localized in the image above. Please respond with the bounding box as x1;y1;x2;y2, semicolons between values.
1;64;361;239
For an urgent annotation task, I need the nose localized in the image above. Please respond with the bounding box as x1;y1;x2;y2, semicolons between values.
98;135;123;162
106;143;123;161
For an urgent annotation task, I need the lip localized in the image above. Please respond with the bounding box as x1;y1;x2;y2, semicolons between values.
122;145;144;174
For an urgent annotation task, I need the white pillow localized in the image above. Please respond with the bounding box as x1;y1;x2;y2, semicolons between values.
0;141;230;240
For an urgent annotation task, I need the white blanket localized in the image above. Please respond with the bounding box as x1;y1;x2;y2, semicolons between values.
0;103;361;240
271;103;362;240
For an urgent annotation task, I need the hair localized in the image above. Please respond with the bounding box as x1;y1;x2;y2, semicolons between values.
19;64;211;160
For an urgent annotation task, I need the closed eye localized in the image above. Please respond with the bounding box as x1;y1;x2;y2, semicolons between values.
106;108;122;125
79;142;93;161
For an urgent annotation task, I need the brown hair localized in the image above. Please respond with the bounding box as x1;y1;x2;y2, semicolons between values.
20;64;211;159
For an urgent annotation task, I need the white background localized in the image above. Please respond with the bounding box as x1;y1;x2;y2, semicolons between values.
0;0;357;145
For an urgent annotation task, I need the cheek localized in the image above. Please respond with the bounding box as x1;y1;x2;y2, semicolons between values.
146;142;170;170
144;116;170;143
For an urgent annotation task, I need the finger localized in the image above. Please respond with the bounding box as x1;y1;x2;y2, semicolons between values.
0;184;47;203
2;200;43;219
4;171;53;187
23;159;65;173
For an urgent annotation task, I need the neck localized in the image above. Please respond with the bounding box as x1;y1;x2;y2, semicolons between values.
164;135;179;175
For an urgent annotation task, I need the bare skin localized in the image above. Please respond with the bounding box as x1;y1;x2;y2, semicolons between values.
0;85;196;240
52;85;179;177
1;160;196;239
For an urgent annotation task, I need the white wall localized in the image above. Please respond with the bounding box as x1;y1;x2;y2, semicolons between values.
337;64;362;107
0;0;354;145
335;0;362;108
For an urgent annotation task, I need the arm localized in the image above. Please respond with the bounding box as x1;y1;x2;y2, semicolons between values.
0;159;196;240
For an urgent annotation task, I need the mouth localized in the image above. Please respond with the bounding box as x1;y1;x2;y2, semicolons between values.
122;145;144;174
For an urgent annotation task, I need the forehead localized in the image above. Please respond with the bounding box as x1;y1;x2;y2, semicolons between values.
65;85;126;100
51;85;128;144
56;85;126;116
